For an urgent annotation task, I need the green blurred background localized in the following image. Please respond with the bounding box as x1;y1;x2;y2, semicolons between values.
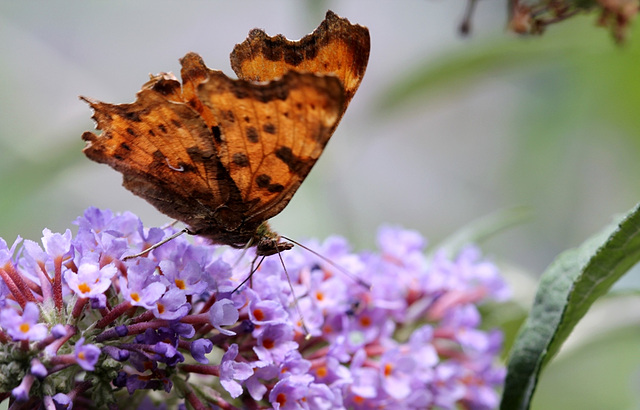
1;1;640;408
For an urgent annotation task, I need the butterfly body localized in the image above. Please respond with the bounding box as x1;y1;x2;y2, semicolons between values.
82;11;369;255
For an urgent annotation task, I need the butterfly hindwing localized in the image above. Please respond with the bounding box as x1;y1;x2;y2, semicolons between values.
81;88;221;223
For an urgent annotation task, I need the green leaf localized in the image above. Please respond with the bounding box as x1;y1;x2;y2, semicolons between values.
500;202;640;410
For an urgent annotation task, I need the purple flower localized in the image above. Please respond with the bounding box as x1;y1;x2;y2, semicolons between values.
150;288;190;320
158;260;208;295
0;236;22;268
0;207;509;409
190;339;213;364
253;323;298;364
311;355;352;389
64;260;117;298
153;342;184;366
52;392;72;409
278;351;311;377
431;362;467;408
75;337;101;371
247;290;289;326
219;344;253;398
120;259;167;308
377;225;426;273
42;228;73;260
379;347;423;400
51;323;68;338
12;374;35;401
269;374;335;410
209;298;239;336
30;358;48;379
73;207;116;233
104;345;130;361
0;302;48;341
245;361;279;401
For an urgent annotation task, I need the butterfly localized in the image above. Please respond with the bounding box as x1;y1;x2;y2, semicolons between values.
81;11;370;257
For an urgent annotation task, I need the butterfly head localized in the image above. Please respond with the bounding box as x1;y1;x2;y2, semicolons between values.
254;221;293;256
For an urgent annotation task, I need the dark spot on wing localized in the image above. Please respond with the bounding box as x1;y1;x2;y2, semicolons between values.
232;152;249;167
171;119;182;128
275;146;307;175
158;124;167;133
263;123;276;135
187;146;213;162
123;111;141;122
256;174;271;188
246;127;259;143
126;127;136;136
224;110;235;123
267;183;284;193
255;174;284;193
148;129;155;137
114;143;132;161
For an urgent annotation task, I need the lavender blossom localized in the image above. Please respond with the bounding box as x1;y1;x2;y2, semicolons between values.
0;208;509;408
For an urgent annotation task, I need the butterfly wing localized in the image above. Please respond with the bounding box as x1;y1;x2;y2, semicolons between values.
193;67;345;225
81;78;247;240
82;59;345;244
82;11;369;247
230;10;370;108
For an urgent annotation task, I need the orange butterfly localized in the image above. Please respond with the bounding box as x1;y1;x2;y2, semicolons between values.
81;11;370;256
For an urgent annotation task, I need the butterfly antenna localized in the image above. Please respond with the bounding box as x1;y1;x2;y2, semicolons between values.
281;235;371;290
231;254;265;294
275;248;311;339
123;227;189;260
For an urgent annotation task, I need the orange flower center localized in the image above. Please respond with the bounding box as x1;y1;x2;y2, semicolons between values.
253;309;265;321
359;315;371;327
316;366;328;378
78;282;91;294
276;393;287;406
262;338;275;349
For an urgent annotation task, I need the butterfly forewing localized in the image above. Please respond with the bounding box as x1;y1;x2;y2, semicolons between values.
195;71;345;221
230;10;370;107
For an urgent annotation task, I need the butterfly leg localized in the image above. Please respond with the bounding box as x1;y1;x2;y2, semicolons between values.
123;227;190;260
231;255;266;294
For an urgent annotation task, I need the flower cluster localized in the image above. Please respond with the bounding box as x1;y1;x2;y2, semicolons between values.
0;207;510;409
